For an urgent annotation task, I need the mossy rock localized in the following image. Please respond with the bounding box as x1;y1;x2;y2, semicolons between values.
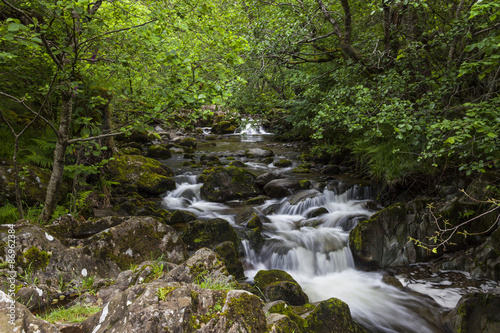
447;292;500;333
254;270;309;305
183;153;195;159
200;154;221;166
107;154;176;195
20;246;51;272
306;207;329;218
179;137;197;149
229;160;247;168
304;298;366;333
273;159;293;168
169;210;197;225
211;121;236;134
120;147;143;155
181;218;241;254
262;157;274;164
200;165;261;202
213;241;245;279
147;144;172;159
293;166;310;173
246;196;269;205
246;213;263;229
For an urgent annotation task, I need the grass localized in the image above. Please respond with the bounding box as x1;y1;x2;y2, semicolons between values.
195;272;237;291
40;304;101;324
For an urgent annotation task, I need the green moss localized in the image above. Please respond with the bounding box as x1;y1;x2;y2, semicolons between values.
298;180;311;189
157;286;176;301
292;167;310;173
21;246;51;272
273;159;292;167
223;292;266;332
254;270;296;288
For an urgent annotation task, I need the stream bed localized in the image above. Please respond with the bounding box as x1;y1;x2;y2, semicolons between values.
159;128;498;333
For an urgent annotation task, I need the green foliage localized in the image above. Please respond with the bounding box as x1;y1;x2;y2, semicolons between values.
0;202;43;223
195;271;237;291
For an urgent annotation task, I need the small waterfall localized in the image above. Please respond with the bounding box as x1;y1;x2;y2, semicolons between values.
243;185;449;333
162;174;235;223
238;122;270;135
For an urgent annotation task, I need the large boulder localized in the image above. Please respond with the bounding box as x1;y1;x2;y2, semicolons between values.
349;192;500;275
264;178;311;198
181;218;240;253
78;283;266;333
107;154;176;196
254;270;309;306
211;120;237;134
81;216;188;270
147;144;172;159
446;291;500;333
200;166;260;202
0;223;120;294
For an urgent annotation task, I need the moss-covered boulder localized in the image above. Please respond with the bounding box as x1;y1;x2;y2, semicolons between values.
179;137;197;149
181;218;240;253
147;144;172;159
200;154;222;166
200;165;261;202
82;216;188;270
246;213;263;229
447;292;500;333
229;160;247;168
211;120;237;134
0;165;68;205
169;210;197;225
107;154;176;196
213;241;245;280
254;270;309;306
273;159;293;168
265;298;366;333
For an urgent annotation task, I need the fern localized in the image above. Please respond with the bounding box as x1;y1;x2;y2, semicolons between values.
0;203;19;223
20;138;56;168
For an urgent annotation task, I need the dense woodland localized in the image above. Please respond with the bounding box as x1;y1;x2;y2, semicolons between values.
0;0;499;223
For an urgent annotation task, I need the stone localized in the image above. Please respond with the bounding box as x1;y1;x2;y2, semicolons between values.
81;216;188;270
245;148;274;158
107;154;176;196
211;120;237;134
181;218;240;253
264;178;310;198
179;137;197;149
254;270;309;306
200;166;260;202
255;171;281;188
147;144;172;159
447;291;500;333
273;159;293;168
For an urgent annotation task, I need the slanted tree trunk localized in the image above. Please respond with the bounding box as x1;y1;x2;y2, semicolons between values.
40;86;73;222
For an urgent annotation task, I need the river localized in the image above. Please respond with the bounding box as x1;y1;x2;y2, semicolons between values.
158;125;496;333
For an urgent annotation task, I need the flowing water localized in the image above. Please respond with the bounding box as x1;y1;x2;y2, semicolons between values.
160;125;496;333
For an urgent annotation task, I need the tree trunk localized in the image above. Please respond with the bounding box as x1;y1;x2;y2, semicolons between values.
40;87;73;223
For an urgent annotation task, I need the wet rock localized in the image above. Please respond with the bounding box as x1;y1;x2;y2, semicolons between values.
246;213;263;229
307;207;329;218
288;189;322;205
179;137;197;149
214;241;245;280
169;210;197;225
246;196;270;205
107;154;176;196
273;159;292;168
181;218;240;253
267;313;300;333
229;160;247;168
349;192;500;273
265;298;366;333
447;291;500;333
264;178;311;198
254;270;309;306
211;120;237;134
0;291;59;333
255;171;281;188
200;165;260;202
200;153;221;166
147;144;172;159
82;216;188;270
245;148;274;158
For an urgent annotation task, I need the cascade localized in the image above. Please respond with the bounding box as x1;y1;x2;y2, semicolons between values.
160;122;491;333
